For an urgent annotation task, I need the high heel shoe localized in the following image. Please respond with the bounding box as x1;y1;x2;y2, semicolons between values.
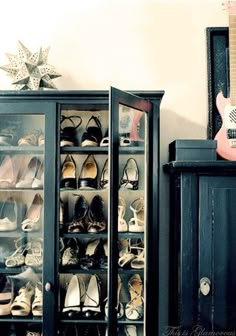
5;238;28;268
124;325;137;336
81;116;102;147
87;195;106;233
99;159;109;189
125;274;144;320
0;275;14;316
80;238;101;270
63;275;84;317
82;274;101;317
105;274;124;319
0;197;17;231
78;154;98;190
60;154;77;189
67;195;88;233
0;155;16;188
32;161;44;188
21;193;43;232
128;197;144;232
16;157;42;188
118;197;128;232
118;239;136;268
120;158;139;190
61;238;80;267
60;115;82;147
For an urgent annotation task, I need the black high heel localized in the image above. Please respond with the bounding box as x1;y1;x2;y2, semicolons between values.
120;158;139;190
87;195;106;233
78;155;98;190
81;116;102;147
67;195;88;233
60;155;77;189
99;159;108;189
60;115;82;147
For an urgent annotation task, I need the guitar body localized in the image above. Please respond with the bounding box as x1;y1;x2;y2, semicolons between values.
215;91;236;160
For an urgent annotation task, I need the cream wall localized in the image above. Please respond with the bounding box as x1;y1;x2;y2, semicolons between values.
0;0;228;333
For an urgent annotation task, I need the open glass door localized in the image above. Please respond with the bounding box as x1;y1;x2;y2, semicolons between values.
108;87;153;336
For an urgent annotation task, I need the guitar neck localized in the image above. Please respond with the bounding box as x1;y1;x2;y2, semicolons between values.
229;14;236;105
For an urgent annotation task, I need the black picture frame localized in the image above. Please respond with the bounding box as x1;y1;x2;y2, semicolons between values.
207;27;229;139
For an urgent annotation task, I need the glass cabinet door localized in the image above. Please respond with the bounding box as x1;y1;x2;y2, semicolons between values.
108;87;153;336
0;110;46;336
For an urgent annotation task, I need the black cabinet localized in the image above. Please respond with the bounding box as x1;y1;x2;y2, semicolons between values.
0;88;164;336
165;161;236;332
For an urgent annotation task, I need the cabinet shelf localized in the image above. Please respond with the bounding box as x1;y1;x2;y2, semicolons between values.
0;316;42;323
0;146;44;154
60;318;107;324
60;146;144;154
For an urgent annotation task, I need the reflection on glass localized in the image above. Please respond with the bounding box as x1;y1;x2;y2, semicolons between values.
0;114;44;334
118;104;146;335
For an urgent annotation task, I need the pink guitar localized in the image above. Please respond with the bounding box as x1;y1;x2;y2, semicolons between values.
215;1;236;160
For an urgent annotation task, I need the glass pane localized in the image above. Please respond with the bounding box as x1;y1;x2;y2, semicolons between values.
118;104;146;336
58;106;109;335
0;114;44;336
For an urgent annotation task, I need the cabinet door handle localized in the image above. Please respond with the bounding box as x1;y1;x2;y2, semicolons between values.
45;282;52;292
200;277;211;296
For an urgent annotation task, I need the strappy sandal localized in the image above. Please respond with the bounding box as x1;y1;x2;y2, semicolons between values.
125;274;144;320
60;155;77;189
120;158;139;190
60;115;82;147
61;238;80;267
87;195;106;233
124;325;137;336
118;239;136;268
80;238;101;270
11;281;34;316
118;197;128;232
21;193;43;232
18;131;40;146
5;238;28;268
82;274;102;317
67;195;88;233
99;159;109;189
32;282;42;316
128;198;144;232
81;116;102;147
78;155;98;190
130;246;145;269
25;239;43;268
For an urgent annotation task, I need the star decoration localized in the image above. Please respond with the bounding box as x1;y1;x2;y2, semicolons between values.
0;41;61;90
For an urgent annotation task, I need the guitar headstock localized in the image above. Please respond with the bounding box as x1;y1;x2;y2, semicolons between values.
223;1;236;14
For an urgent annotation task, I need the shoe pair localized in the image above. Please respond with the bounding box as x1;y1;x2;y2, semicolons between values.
118;197;144;233
60;154;98;190
5;238;43;268
63;194;106;233
63;274;101;318
60;238;108;270
18;130;44;147
10;281;42;317
118;239;144;270
60;115;102;147
0;155;44;189
62;323;103;336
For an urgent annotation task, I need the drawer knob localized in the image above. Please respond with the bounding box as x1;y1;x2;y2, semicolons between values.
45;282;52;292
200;277;211;296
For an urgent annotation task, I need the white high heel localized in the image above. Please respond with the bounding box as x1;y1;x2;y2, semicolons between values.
124;325;137;336
63;275;82;316
118;197;128;232
128;197;145;233
82;274;101;317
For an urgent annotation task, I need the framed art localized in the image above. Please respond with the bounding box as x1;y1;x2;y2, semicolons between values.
207;27;229;139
